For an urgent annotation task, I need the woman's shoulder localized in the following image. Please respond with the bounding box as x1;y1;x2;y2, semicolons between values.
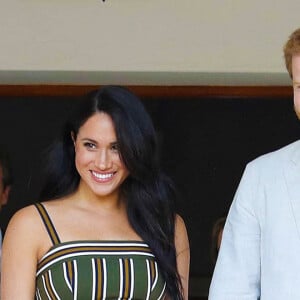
4;204;46;252
174;214;190;253
8;204;41;228
175;214;187;231
4;201;66;253
6;199;65;235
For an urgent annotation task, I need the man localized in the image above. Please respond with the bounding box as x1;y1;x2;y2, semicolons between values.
209;28;300;299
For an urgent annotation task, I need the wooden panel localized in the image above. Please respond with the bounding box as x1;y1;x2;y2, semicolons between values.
0;84;293;98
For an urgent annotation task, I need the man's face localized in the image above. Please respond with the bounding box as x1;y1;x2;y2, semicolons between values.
292;54;300;119
0;165;9;210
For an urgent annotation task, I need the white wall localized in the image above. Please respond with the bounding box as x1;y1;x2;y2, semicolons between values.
1;0;300;85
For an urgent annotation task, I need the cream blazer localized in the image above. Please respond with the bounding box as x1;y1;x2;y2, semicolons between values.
209;140;300;300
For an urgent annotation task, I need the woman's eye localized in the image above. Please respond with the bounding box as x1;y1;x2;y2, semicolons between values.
111;143;119;152
84;142;96;149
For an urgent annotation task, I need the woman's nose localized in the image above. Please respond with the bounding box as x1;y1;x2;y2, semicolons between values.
95;149;112;170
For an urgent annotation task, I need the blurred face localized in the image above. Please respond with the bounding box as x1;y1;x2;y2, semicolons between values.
0;165;9;210
292;54;300;119
74;112;129;200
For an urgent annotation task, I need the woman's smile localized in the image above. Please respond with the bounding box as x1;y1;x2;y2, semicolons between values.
90;170;115;183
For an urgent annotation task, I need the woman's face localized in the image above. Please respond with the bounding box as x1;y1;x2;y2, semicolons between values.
74;112;129;199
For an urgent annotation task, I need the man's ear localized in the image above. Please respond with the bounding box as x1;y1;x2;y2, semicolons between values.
1;185;10;206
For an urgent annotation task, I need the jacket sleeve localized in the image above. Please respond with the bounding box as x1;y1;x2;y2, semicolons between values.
209;162;261;300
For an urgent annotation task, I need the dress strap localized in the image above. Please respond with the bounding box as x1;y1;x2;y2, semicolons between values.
34;202;61;245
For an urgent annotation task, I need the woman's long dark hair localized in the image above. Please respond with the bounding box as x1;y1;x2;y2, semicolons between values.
39;86;183;299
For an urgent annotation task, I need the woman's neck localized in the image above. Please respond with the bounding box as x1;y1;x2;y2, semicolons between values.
72;180;124;212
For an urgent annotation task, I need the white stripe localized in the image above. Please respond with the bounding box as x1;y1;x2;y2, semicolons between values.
102;259;107;300
62;262;73;292
73;261;78;300
157;282;167;300
91;259;96;300
36;288;42;300
41;275;52;300
151;261;158;291
39;242;149;260
48;270;61;300
118;258;124;300
37;251;154;277
129;258;134;300
145;260;151;300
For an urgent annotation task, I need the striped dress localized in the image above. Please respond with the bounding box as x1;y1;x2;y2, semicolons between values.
35;203;166;300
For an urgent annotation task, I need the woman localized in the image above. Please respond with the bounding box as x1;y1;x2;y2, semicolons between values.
1;86;190;299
